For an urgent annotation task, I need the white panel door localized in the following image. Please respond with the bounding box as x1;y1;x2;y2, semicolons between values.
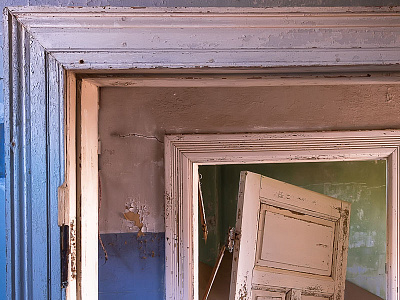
229;171;351;300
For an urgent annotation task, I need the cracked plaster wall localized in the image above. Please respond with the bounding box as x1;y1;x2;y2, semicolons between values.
98;84;400;234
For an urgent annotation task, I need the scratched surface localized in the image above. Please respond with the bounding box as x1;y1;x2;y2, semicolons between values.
199;160;386;298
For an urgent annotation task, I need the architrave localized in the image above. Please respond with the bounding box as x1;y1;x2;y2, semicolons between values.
164;131;400;300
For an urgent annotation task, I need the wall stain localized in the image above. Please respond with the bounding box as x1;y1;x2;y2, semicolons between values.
124;211;145;237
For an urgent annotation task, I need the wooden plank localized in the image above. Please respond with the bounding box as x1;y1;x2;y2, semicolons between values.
387;150;399;298
51;48;400;70
29;34;49;300
78;80;99;300
259;176;342;220
10;7;400;69
84;75;400;88
229;171;261;300
47;54;64;300
251;268;335;295
4;10;64;299
65;72;77;300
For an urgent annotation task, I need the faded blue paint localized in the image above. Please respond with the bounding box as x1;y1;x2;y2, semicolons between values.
99;232;165;300
0;124;4;300
0;178;4;300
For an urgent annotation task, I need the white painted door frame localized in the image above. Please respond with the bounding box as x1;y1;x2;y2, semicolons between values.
164;130;400;300
5;6;400;300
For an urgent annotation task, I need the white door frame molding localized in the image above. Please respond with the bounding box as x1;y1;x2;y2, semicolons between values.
164;131;400;300
4;6;400;300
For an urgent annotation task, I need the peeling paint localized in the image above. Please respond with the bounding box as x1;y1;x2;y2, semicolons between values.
123;201;150;237
124;211;144;237
70;219;77;279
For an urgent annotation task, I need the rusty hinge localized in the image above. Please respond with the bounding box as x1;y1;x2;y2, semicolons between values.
60;224;69;288
227;227;239;253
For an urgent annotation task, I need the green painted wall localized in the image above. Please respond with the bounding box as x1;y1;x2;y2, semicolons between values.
199;160;386;299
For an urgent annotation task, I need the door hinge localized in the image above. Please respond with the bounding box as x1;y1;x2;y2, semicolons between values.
60;224;69;288
227;227;240;253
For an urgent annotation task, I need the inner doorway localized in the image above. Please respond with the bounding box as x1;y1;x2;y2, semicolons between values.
198;160;386;299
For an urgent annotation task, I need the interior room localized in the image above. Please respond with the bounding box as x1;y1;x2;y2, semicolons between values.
198;162;386;300
96;82;398;299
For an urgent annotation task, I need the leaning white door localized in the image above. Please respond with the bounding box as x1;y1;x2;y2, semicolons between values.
229;171;351;300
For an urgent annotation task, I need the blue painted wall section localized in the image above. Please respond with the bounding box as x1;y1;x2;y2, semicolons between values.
98;232;165;300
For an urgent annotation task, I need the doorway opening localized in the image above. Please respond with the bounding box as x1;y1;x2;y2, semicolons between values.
198;161;387;299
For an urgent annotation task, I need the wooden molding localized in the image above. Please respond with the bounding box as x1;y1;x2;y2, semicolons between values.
9;6;400;69
164;131;400;300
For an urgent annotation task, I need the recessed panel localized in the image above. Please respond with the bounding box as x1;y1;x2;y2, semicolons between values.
252;290;286;300
257;207;335;276
302;296;330;300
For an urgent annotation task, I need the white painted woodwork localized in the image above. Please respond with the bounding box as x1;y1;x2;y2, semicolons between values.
164;131;400;300
8;7;400;69
78;80;99;300
65;72;78;300
5;6;400;300
286;289;302;300
257;206;335;276
85;73;400;88
229;172;351;299
252;290;286;300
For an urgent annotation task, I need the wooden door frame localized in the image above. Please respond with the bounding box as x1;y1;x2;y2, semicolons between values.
4;6;400;300
165;131;399;300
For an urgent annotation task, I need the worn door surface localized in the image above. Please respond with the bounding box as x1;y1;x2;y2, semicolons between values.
229;171;351;300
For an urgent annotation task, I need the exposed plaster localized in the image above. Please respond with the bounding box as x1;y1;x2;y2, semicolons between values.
123;201;150;237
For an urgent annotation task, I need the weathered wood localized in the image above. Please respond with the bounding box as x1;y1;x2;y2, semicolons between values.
9;7;400;69
64;72;77;300
84;73;400;88
230;172;350;299
47;52;65;300
229;171;261;300
164;131;400;300
4;9;64;300
286;289;302;300
77;80;99;300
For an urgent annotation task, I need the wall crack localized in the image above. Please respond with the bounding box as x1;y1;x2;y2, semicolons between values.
112;132;163;143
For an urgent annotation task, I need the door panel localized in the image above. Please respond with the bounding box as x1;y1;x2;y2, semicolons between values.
256;205;335;276
230;171;351;300
252;290;286;300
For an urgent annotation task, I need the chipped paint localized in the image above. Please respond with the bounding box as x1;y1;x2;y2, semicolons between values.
70;220;77;279
123;211;145;237
123;201;150;237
